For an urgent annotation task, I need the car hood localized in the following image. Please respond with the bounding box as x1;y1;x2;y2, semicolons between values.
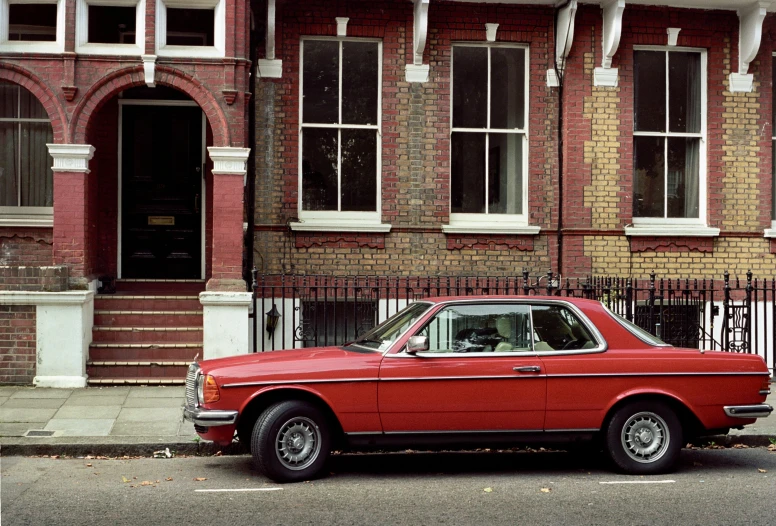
196;346;383;386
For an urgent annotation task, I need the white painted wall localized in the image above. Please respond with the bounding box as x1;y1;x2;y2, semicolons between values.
200;291;252;359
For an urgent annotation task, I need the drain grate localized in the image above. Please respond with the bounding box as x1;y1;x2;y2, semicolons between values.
24;430;56;437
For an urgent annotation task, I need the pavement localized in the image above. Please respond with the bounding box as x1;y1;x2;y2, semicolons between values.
0;386;773;458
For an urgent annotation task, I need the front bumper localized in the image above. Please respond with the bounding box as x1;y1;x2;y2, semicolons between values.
183;406;239;427
723;404;773;418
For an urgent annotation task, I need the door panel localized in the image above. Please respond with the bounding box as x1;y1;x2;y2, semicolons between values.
121;105;203;279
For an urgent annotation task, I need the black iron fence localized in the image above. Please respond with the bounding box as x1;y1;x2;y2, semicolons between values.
249;269;776;372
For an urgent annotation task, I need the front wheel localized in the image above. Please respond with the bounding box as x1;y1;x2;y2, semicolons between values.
251;401;331;483
605;401;682;475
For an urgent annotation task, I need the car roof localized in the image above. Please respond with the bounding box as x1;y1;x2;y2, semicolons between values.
418;295;603;306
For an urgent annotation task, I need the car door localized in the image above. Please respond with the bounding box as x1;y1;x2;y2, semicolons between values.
378;302;546;433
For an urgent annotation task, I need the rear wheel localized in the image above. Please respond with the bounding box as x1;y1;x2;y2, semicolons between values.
251;400;331;483
605;401;682;474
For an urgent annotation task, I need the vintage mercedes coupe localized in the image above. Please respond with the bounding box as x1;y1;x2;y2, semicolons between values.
183;296;773;482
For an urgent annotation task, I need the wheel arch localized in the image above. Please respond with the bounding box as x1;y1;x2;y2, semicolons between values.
235;387;345;448
601;392;704;439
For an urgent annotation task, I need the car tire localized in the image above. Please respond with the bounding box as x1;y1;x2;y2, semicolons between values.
251;400;331;483
605;401;682;475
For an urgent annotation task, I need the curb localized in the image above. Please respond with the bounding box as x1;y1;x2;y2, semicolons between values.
701;434;775;448
0;441;248;458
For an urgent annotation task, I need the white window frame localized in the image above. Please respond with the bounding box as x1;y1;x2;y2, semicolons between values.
0;0;65;54
626;46;718;238
155;0;224;58
292;36;388;233
74;0;145;56
443;42;538;236
0;83;53;227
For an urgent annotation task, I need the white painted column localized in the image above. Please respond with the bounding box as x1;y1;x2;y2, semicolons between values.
200;291;252;359
0;291;94;388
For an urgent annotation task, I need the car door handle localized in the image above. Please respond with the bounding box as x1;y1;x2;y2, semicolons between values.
513;366;541;373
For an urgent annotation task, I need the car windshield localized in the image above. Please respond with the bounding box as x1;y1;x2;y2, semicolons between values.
349;302;433;352
603;304;670;347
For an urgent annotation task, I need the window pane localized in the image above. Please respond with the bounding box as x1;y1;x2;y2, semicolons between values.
773;141;776;220
166;8;214;46
19;85;47;119
88;6;136;44
341;129;376;212
490;48;524;130
669;52;701;133
420;304;532;353
488;133;523;214
453;47;487;129
451;132;486;213
19;123;53;207
0;82;18;118
634;51;666;132
342;42;378;125
531;305;596;351
0;123;19;206
8;4;57;42
667;137;699;218
303;40;339;124
633;136;665;218
302;128;338;211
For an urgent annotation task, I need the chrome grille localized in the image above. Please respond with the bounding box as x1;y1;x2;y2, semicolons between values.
185;363;199;408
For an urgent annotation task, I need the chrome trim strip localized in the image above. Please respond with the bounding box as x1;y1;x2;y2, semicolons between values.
547;372;771;378
723;404;773;418
381;375;548;382
222;377;377;388
344;428;599;436
760;389;772;395
183;407;238;427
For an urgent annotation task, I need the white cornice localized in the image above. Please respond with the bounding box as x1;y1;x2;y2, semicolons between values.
199;291;252;306
207;147;251;175
0;291;94;306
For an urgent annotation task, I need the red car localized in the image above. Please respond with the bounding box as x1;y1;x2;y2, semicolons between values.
183;296;772;482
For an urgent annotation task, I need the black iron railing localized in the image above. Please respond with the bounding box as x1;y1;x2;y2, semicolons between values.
249;269;775;372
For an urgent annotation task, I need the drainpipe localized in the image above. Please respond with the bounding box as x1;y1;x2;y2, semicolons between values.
553;1;572;277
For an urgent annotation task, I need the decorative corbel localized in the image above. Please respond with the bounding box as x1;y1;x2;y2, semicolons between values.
405;0;430;83
667;27;680;46
141;55;157;87
594;0;625;88
258;0;283;78
729;2;768;93
485;23;499;42
547;0;577;87
336;17;349;37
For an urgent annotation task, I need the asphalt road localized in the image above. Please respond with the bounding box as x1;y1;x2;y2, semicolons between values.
2;447;775;526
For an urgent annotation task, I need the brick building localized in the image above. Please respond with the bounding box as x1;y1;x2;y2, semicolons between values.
3;0;776;385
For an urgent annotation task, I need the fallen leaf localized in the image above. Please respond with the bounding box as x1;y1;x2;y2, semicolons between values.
194;477;207;482
165;477;173;482
140;481;154;486
758;469;767;473
215;451;223;456
541;488;551;493
484;488;493;493
121;476;131;483
86;463;92;467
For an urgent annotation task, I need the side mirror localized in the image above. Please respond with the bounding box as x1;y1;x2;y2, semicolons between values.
406;335;429;354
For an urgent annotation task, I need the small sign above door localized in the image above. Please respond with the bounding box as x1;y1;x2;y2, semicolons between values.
148;216;175;226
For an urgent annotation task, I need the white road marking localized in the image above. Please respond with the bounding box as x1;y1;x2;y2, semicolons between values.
599;480;675;485
195;488;284;493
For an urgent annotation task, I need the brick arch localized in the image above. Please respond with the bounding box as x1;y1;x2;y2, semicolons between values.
70;65;230;146
0;64;67;143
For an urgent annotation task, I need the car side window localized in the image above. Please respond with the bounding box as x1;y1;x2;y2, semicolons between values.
417;304;533;353
530;305;596;351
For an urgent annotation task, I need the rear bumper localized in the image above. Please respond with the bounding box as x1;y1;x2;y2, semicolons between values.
183;406;239;427
723;404;773;418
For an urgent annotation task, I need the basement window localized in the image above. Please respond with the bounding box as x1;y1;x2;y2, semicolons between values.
0;0;64;53
75;0;145;55
155;0;224;58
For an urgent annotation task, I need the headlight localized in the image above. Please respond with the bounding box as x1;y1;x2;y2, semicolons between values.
196;372;205;405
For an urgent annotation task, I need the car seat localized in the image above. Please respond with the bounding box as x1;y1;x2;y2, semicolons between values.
494;317;514;351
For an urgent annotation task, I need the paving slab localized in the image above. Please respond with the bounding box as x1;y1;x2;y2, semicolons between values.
10;389;72;399
62;396;128;407
73;387;131;396
110;421;180;436
0;423;36;437
53;406;121;419
0;397;9;407
122;397;183;409
2;398;65;409
177;421;198;437
0;408;58;423
44;419;114;437
127;387;185;399
116;407;182;423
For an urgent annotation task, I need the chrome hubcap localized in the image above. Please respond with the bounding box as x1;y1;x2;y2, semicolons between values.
621;411;670;463
275;417;321;471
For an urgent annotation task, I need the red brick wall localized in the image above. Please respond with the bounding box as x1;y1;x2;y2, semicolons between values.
0;305;36;384
0;228;53;267
0;267;68;292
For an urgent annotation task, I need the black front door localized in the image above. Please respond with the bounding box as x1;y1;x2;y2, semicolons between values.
121;105;203;279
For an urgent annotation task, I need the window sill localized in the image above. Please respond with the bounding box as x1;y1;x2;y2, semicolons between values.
0;215;54;228
75;43;143;56
624;225;720;237
0;42;64;54
764;229;776;239
156;45;224;58
289;221;392;233
442;224;541;235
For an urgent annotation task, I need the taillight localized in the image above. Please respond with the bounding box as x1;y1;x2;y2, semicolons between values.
760;377;771;395
202;375;221;403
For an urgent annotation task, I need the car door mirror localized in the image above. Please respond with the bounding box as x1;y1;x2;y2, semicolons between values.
406;335;429;354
